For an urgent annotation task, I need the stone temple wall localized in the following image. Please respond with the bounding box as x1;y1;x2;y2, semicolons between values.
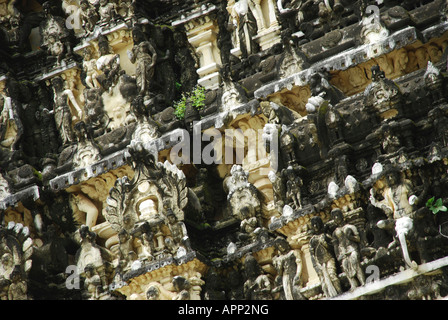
1;0;448;301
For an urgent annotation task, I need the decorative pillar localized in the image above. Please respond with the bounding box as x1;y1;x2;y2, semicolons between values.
173;5;222;90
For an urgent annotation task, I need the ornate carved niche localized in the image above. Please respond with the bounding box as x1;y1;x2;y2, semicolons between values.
104;141;200;265
226;114;275;205
0;221;33;300
66;166;134;252
247;0;282;51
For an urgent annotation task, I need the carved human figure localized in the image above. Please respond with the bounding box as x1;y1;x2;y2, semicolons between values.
83;88;108;137
76;226;108;290
70;193;99;228
243;254;272;300
268;170;286;215
7;269;27;300
0;80;19;151
79;0;98;34
39;2;72;65
165;208;191;254
283;166;303;210
133;222;155;261
369;169;418;269
130;95;160;143
331;209;365;290
273;237;304;300
84;264;102;299
128;27;157;101
73;121;102;168
51;76;82;147
380;124;401;155
118;229;134;266
428;106;448;147
98;0;119;24
309;216;342;298
231;0;259;58
82;48;101;89
227;165;263;240
96;35;121;91
0;249;14;282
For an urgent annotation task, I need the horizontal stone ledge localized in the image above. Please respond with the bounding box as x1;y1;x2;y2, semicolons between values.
329;255;448;300
254;25;425;99
0;185;40;210
48;150;128;191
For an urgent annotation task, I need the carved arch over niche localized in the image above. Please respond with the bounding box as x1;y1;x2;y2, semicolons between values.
104;140;200;235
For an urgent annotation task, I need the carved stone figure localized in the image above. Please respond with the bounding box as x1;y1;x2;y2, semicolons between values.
79;0;98;35
7;269;27;300
0;222;33;300
364;65;402;121
84;264;102;299
283;166;303;211
228;0;259;59
260;101;301;125
76;226;108;292
165;208;191;256
424;61;445;104
83;88;108;137
243;254;272;300
98;0;119;25
428;106;448;148
51;76;83;148
273;237;304;300
130;95;160;144
128;26;157;102
309;216;342;298
331;208;365;290
268;170;286;215
369;168;419;269
96;35;122;91
73;121;102;168
226;165;263;240
0;79;21;151
39;2;73;65
70;192;99;228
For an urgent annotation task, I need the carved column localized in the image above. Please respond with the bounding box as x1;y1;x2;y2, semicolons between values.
173;6;222;90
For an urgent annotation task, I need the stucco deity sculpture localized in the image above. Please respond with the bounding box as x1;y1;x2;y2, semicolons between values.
331;208;365;290
51;76;83;148
243;254;272;300
273;237;304;300
369;168;419;269
226;165;264;240
309;216;342;298
128;26;157;102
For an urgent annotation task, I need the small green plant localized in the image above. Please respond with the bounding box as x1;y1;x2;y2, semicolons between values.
173;85;206;120
426;196;447;214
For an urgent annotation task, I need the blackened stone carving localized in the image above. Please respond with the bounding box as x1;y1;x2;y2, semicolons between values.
50;76;82;148
309;216;342;298
331;208;365;290
364;65;403;122
243;254;272;300
39;2;73;66
273;237;305;300
128;26;158;103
